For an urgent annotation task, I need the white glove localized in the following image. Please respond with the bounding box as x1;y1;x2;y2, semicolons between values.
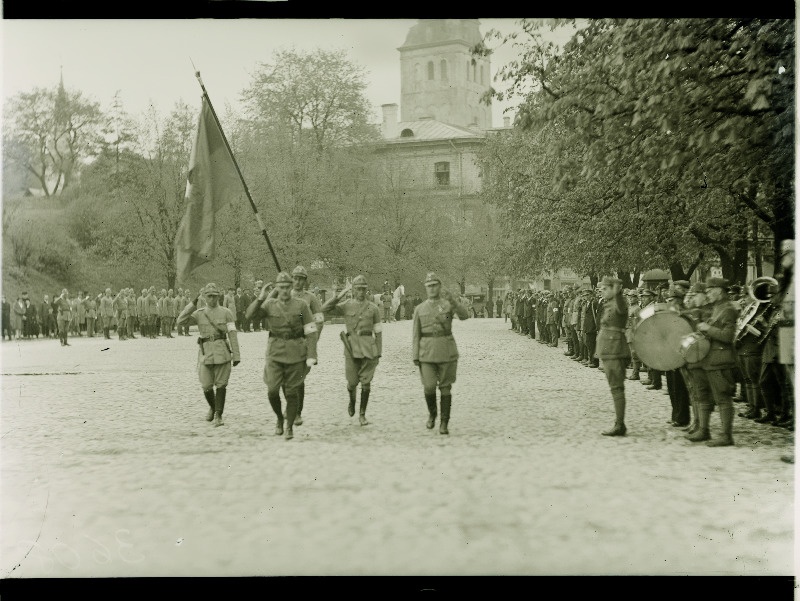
306;358;317;368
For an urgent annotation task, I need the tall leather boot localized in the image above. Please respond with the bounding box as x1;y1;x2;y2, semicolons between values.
439;395;451;435
686;404;711;442
213;387;226;427
295;383;304;426
203;388;215;421
347;387;356;417
684;397;699;433
602;390;627;436
284;391;298;440
707;405;734;447
425;392;437;429
359;388;370;426
104;327;110;340
268;391;283;435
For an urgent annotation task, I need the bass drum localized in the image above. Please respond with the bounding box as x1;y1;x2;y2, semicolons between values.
632;303;695;371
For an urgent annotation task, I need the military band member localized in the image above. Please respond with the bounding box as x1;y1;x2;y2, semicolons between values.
177;283;241;427
597;276;630;436
683;283;711;435
665;280;691;427
637;288;663;389
625;289;641;379
321;275;383;425
289;265;325;426
685;277;740;447
245;272;319;440
412;272;470;435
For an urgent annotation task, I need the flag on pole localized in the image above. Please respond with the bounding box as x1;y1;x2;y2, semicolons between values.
174;97;244;284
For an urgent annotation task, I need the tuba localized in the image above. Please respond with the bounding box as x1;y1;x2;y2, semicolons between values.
734;276;779;343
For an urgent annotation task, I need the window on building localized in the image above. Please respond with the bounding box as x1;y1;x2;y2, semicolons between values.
472;61;477;82
440;59;448;81
400;128;414;138
427;61;435;80
435;161;450;186
480;65;485;84
414;63;421;89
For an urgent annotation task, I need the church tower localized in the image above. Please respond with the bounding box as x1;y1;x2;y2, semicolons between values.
398;19;492;129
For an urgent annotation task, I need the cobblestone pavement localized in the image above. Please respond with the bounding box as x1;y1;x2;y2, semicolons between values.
0;318;794;577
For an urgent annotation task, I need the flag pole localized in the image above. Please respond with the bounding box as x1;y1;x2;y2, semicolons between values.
191;66;282;273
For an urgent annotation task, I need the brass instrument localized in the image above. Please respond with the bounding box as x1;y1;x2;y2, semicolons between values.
734;276;779;343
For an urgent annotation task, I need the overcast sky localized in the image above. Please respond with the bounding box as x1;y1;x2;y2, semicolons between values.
2;19;578;127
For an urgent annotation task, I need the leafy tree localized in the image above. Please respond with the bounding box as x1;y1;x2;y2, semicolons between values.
3;82;103;196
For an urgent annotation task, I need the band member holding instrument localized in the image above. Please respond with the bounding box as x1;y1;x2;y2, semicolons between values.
686;277;741;447
597;276;630;437
665;281;692;427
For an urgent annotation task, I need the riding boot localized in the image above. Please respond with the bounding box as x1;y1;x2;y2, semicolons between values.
439;395;451;435
686;404;711;441
602;390;627;436
425;392;437;429
707;405;734;447
359;389;370;426
268;391;283;435
295;383;304;425
284;390;298;440
347;387;356;417
203;388;215;421
213;387;226;427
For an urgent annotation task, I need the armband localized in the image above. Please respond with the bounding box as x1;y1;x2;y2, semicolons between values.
313;312;324;324
303;322;318;335
227;322;237;332
373;323;383;334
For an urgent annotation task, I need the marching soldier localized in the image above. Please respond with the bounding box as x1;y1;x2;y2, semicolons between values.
289;265;325;426
321;275;383;425
596;276;630;436
245;272;319;440
685;277;741;447
176;283;241;427
411;272;470;435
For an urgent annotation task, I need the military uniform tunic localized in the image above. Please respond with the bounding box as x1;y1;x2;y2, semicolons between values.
412;297;470;394
324;297;383;388
176;303;241;389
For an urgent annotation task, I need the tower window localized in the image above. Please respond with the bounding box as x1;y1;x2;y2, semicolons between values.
427;61;435;80
435;161;450;186
440;59;448;81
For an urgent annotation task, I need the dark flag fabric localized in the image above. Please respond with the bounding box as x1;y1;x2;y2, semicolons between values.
174;97;244;284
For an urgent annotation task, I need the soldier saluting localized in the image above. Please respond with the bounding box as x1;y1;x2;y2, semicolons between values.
245;272;319;440
411;272;470;435
321;275;383;425
176;283;241;427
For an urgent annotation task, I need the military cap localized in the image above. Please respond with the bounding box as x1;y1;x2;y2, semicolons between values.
672;280;691;290
291;265;308;278
352;275;368;288
203;283;222;296
689;282;707;294
669;285;687;298
706;277;730;290
639;288;657;297
424;272;441;285
275;271;293;285
600;276;623;286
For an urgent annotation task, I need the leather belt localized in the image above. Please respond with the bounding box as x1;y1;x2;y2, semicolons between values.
269;331;304;340
347;330;374;337
600;326;626;334
200;334;227;341
420;332;452;338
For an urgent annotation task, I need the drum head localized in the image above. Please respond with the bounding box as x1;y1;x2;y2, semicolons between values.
680;332;711;363
633;310;694;371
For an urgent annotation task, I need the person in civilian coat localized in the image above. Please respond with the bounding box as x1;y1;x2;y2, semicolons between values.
411;272;470;435
11;295;26;340
2;295;12;341
41;294;55;339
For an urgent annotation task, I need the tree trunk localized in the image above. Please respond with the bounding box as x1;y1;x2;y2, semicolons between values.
487;276;494;316
716;239;748;285
752;219;762;278
588;274;598;288
616;269;635;289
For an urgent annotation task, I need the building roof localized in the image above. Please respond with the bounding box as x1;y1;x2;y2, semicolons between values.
385;119;486;143
400;19;483;50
